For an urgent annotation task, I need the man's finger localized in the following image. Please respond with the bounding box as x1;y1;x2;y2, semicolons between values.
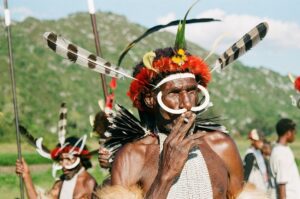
177;113;196;140
165;115;185;143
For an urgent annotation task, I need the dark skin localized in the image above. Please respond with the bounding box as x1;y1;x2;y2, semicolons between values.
16;154;97;199
110;78;244;199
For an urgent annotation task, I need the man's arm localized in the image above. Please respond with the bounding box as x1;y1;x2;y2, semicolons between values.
277;184;286;199
111;143;145;188
205;132;244;198
15;158;38;199
243;153;255;181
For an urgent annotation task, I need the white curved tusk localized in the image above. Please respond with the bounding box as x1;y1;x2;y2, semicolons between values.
191;85;211;112
157;92;187;114
288;73;295;84
35;138;51;159
89;115;95;127
64;157;80;170
70;135;87;155
157;84;211;114
52;163;62;178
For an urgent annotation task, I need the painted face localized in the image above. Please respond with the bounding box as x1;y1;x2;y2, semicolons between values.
59;153;79;175
155;77;199;132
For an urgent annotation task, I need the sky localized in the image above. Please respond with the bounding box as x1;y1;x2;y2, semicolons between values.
1;0;300;75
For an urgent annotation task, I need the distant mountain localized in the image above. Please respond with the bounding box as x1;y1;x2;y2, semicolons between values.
0;11;298;143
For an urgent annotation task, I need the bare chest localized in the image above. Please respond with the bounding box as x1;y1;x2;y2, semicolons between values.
140;142;229;199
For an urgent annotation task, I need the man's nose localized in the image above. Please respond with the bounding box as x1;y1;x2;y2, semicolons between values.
61;159;68;167
179;91;192;111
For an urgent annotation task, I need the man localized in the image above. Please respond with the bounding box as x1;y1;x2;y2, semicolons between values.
105;46;244;199
243;129;268;192
16;136;97;199
270;118;300;199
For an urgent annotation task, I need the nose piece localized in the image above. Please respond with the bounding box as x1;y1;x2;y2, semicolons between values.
180;92;192;111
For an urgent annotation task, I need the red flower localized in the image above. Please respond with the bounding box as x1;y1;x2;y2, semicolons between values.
295;76;300;92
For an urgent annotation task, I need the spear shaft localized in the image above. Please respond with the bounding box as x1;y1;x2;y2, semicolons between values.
3;0;24;198
87;0;108;103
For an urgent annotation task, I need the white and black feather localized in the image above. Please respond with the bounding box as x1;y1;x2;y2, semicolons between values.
43;32;135;80
213;22;269;71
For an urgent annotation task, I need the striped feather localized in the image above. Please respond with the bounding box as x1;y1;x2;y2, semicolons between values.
212;22;269;71
58;102;67;145
43;32;135;80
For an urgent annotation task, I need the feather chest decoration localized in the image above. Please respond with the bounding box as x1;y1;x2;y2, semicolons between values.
104;104;153;161
212;22;269;71
43;32;136;80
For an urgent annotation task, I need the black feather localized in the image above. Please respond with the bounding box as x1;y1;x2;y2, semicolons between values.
118;18;220;66
19;125;50;153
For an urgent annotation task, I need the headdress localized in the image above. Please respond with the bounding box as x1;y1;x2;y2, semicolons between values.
33;103;90;178
248;129;264;141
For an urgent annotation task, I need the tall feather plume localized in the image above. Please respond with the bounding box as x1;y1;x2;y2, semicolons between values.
19;124;50;152
43;32;136;80
174;0;200;49
118;17;219;66
58;102;67;146
211;22;269;72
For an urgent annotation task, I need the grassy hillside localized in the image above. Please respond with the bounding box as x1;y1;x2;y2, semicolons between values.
0;11;299;147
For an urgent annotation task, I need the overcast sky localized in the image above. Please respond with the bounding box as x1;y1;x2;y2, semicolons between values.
1;0;300;75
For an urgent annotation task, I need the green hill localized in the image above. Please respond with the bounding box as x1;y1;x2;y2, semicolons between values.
0;11;299;145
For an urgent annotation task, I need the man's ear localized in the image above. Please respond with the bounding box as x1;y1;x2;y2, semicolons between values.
144;92;156;109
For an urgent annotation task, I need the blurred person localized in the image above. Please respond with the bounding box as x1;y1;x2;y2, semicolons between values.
270;118;300;199
262;140;276;199
243;129;268;192
16;136;97;199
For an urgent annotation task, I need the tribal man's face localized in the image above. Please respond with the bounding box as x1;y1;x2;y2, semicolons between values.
155;77;199;132
59;153;79;173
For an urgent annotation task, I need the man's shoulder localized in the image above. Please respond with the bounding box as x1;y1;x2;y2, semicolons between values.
271;144;292;159
201;130;233;145
121;135;158;153
114;135;159;162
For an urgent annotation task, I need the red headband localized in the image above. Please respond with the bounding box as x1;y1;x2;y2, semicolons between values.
50;146;90;159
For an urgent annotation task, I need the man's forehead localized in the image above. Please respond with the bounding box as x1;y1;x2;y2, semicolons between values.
160;77;197;91
60;153;75;159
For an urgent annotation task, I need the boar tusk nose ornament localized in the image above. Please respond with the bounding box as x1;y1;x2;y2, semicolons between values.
157;84;210;114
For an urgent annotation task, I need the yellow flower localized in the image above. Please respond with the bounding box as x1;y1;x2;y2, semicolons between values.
171;49;187;65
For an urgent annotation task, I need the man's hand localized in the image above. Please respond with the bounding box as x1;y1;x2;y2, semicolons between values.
159;112;204;182
15;158;30;179
98;145;111;169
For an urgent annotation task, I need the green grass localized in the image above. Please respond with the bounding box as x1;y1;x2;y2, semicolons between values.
0;153;51;166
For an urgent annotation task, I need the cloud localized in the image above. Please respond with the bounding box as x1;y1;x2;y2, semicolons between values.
156;9;300;74
157;12;176;24
157;8;300;51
